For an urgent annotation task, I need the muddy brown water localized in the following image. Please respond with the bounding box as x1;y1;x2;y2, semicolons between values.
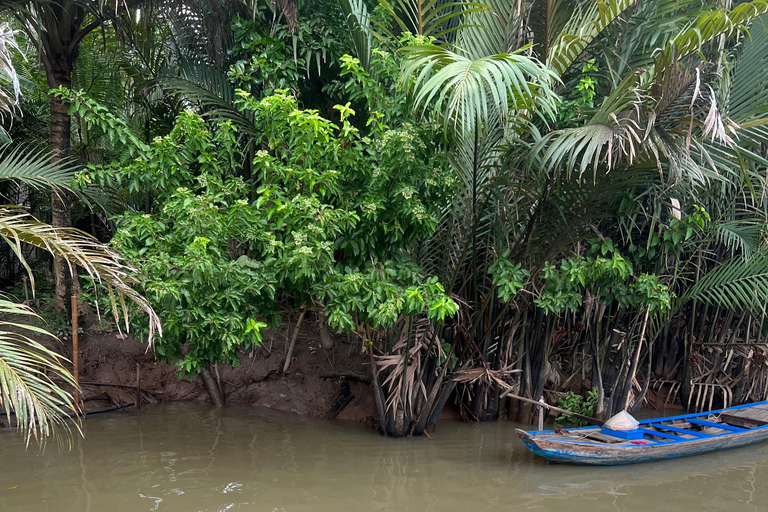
1;403;767;512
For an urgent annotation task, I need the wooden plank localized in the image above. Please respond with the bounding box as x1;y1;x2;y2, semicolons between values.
583;432;625;443
639;428;685;441
650;423;712;437
688;418;747;432
719;413;768;429
734;409;768;421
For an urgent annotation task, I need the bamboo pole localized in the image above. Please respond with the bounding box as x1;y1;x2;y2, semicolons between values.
71;296;80;412
500;389;605;427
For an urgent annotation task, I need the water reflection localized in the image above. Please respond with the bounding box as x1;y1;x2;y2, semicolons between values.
1;403;767;511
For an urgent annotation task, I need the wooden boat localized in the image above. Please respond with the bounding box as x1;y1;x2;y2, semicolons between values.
516;401;768;465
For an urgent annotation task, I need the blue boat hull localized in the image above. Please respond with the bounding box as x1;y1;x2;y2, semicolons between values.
517;401;768;465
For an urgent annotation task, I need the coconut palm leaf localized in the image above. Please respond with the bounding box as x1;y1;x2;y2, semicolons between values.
0;21;21;122
338;0;372;71
530;3;768;181
454;0;526;58
714;220;764;260
159;60;257;136
681;252;768;312
656;0;768;70
0;142;119;213
0;296;79;448
376;0;488;40
728;15;768;122
0;143;78;192
402;43;558;135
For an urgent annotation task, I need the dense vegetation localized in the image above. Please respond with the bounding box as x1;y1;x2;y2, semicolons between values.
3;0;768;442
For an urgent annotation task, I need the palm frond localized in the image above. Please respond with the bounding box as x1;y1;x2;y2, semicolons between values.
681;252;768;312
714;219;764;259
729;15;768;122
529;115;644;178
402;43;558;135
0;143;116;213
0;206;162;345
0;296;79;448
656;0;768;69
158;61;256;136
0;21;21;121
547;0;638;77
0;143;78;192
455;0;524;58
376;0;488;40
338;0;372;71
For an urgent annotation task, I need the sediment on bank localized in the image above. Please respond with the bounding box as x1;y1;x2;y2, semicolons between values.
48;318;377;424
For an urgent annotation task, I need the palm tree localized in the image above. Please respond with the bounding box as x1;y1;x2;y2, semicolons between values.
0;149;162;446
0;0;137;317
338;0;562;434
1;0;235;316
0;39;160;445
367;0;768;424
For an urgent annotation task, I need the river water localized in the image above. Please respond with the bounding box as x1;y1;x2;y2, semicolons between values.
1;403;766;512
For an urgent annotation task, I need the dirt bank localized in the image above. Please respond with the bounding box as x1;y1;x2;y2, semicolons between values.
55;318;377;424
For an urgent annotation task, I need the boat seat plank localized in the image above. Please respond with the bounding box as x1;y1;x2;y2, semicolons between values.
638;428;685;441
719;413;768;429
731;406;768;418
688;418;747;432
650;423;712;437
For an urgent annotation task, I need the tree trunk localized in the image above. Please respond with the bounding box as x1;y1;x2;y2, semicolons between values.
50;69;77;318
37;1;92;319
201;367;225;407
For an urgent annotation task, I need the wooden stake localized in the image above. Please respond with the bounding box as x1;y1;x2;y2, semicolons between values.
71;296;80;412
623;305;651;412
283;308;306;373
136;363;141;410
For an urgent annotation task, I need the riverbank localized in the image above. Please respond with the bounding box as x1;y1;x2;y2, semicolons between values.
51;316;378;424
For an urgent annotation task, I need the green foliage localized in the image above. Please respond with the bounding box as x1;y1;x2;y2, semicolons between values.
556;58;599;125
546;0;638;76
75;87;456;375
555;387;598;428
337;0;372;71
0;296;79;447
532;247;672;316
105;111;275;373
332;33;441;129
229;0;352;97
489;251;530;303
401;42;559;136
229;18;301;96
